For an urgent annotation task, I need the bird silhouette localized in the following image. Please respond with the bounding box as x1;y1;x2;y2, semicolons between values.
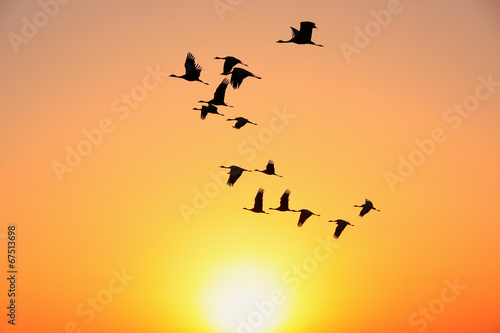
199;78;233;107
170;52;208;84
276;21;323;47
269;189;293;211
227;117;257;129
219;165;252;186
228;67;261;89
254;160;282;177
214;56;248;75
192;104;224;120
292;209;320;227
243;188;269;214
354;199;380;217
328;219;354;239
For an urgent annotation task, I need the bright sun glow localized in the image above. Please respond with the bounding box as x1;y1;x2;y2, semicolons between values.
203;263;290;333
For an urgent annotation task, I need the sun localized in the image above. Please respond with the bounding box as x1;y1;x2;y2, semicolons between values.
202;262;291;333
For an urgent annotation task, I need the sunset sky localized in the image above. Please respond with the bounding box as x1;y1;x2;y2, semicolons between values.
1;1;500;332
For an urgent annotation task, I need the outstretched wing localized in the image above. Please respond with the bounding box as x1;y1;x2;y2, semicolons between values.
200;106;208;120
297;210;313;227
334;223;347;239
214;78;229;101
254;188;265;211
290;27;299;38
223;57;239;74
298;22;314;41
184;52;203;80
359;205;370;217
227;167;243;186
230;70;244;89
234;118;247;129
185;52;199;74
265;160;276;174
279;189;290;210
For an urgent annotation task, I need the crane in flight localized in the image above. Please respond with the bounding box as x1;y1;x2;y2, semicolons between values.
199;78;233;107
293;209;320;227
243;188;269;214
269;189;293;212
192;104;224;120
214;56;248;75
354;199;380;217
170;52;208;84
328;219;354;239
276;21;323;47
219;165;252;186
228;68;261;89
226;117;257;129
254;160;282;177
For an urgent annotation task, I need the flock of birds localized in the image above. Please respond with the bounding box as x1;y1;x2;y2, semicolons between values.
171;21;380;239
170;52;261;128
169;22;323;128
221;161;379;239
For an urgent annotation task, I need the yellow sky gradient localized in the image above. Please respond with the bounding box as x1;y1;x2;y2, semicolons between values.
1;0;500;332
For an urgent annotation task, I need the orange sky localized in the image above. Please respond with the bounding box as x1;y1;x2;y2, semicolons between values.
1;1;500;332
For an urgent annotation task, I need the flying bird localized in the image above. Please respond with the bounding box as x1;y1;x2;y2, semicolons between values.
328;219;354;239
219;165;252;186
243;188;269;214
276;21;323;47
354;199;380;217
292;209;320;227
214;56;248;75
170;52;208;84
269;189;293;211
227;117;257;129
192;104;224;120
228;67;261;89
254;160;282;177
199;78;233;107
